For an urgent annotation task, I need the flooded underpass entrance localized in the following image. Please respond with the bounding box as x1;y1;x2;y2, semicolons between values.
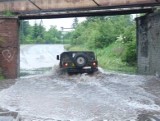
1;43;160;121
0;1;160;120
20;44;64;77
19;17;79;77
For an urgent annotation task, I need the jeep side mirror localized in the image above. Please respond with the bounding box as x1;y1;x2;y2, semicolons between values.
57;55;59;60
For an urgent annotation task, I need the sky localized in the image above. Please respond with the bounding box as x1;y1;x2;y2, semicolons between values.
28;15;137;31
29;17;86;31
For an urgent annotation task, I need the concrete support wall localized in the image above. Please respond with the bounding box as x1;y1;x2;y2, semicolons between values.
0;17;19;79
136;12;160;75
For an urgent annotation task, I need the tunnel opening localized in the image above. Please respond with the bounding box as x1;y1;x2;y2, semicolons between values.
19;14;138;77
0;0;160;79
19;17;85;77
0;1;160;121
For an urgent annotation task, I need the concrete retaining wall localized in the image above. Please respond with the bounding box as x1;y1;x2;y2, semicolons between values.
136;12;160;75
0;17;19;79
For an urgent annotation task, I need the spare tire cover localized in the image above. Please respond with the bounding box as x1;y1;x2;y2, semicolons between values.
74;54;87;67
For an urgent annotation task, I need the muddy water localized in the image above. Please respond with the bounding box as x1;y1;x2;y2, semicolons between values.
0;44;160;121
0;69;160;121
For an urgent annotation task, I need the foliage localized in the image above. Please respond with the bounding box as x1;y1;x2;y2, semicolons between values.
66;43;136;74
20;21;62;44
121;24;137;65
122;40;137;66
44;26;62;44
0;68;4;80
95;42;136;73
72;17;79;29
66;15;137;72
63;32;73;44
3;10;15;16
0;75;4;80
21;16;137;72
69;16;135;49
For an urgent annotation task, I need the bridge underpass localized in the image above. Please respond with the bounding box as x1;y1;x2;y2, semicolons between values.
0;0;160;78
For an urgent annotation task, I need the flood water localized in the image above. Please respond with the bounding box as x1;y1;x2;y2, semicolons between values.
0;44;160;121
20;44;65;76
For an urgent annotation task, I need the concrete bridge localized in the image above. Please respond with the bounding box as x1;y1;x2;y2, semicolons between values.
0;0;160;78
0;0;159;12
0;0;159;19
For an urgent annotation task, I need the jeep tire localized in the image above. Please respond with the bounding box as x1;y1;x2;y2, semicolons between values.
74;54;87;68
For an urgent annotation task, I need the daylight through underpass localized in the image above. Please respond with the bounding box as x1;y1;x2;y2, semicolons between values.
19;15;138;77
19;18;78;77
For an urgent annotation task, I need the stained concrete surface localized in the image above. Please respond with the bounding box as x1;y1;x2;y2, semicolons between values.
137;12;160;76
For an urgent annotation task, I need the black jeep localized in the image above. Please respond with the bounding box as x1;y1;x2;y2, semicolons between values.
57;51;98;74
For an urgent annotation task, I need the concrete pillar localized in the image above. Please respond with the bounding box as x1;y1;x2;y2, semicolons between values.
0;17;19;79
136;12;160;75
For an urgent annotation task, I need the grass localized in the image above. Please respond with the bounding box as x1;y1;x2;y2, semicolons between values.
95;42;137;74
0;68;4;80
64;45;89;51
0;75;4;80
3;10;15;17
65;42;137;74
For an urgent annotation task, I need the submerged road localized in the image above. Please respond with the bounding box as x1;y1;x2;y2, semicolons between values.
0;44;160;121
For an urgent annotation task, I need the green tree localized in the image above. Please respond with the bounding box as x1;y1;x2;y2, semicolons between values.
20;20;32;44
20;21;62;44
44;26;62;44
32;22;39;40
69;15;135;49
68;15;136;65
63;32;73;44
31;22;46;43
72;17;78;29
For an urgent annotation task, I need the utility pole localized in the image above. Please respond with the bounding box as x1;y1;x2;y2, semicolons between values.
61;27;64;44
61;27;73;44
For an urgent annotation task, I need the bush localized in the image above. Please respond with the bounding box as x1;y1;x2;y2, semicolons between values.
66;15;137;73
0;72;4;80
3;10;15;16
122;40;137;66
0;68;4;80
66;43;136;74
0;75;4;80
